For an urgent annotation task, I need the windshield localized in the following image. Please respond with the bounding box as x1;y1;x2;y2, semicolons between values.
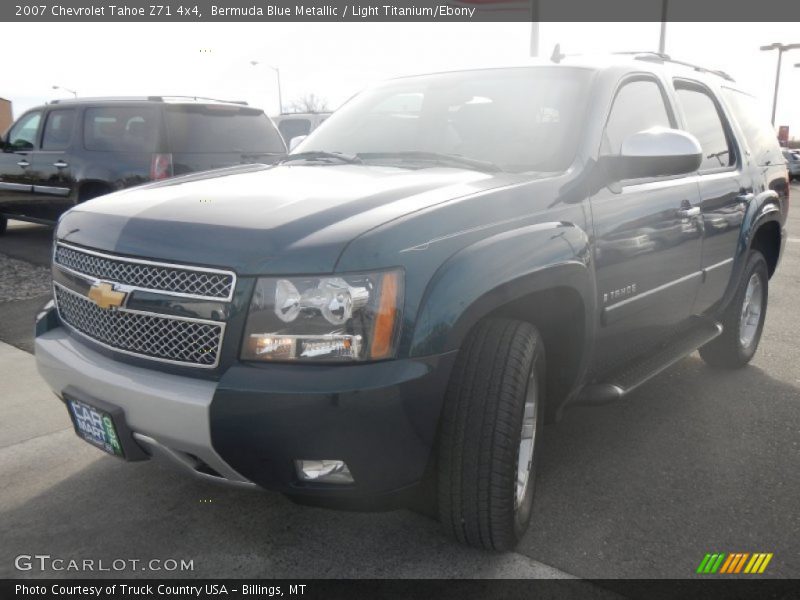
297;67;593;173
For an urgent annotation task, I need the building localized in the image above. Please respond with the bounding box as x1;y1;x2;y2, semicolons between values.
0;98;12;134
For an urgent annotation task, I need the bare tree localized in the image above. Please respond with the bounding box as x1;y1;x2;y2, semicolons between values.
287;93;330;114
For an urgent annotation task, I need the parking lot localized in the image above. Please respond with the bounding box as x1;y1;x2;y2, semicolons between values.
1;185;798;580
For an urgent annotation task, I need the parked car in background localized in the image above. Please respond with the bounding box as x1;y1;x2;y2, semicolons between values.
0;96;287;233
272;112;331;148
782;148;800;180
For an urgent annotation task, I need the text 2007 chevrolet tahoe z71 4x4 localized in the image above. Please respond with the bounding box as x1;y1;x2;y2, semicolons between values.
35;54;788;550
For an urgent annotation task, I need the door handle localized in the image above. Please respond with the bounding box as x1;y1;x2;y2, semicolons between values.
53;160;69;169
677;206;701;218
17;159;30;168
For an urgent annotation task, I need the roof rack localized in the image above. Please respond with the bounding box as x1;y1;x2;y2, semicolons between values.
614;51;735;82
50;95;248;105
149;95;248;105
50;96;152;104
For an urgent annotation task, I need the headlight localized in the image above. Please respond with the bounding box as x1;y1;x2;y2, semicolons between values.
241;269;404;362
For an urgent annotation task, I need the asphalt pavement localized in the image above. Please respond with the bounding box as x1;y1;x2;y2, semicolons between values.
0;186;798;581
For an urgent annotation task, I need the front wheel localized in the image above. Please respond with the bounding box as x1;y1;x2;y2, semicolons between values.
0;215;7;235
437;318;545;550
699;250;769;369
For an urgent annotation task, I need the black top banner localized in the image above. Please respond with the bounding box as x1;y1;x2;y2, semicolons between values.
4;0;800;22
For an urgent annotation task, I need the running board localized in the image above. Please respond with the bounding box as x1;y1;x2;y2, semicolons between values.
574;319;723;406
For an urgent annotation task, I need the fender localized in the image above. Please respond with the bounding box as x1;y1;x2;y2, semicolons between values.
718;188;783;311
410;221;596;358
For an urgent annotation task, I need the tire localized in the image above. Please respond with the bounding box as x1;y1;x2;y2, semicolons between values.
437;318;545;551
699;250;769;369
0;215;7;235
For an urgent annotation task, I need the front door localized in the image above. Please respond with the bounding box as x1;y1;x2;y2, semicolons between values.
0;110;42;217
589;77;703;376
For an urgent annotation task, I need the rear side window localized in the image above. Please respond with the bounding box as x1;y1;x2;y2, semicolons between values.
674;83;734;171
166;106;285;154
278;118;311;143
602;79;673;155
83;106;160;152
721;88;783;167
42;109;76;150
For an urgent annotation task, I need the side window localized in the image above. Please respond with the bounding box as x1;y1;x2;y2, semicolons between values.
674;84;734;171
42;109;76;151
721;87;783;167
6;111;42;151
83;106;159;152
602;80;672;156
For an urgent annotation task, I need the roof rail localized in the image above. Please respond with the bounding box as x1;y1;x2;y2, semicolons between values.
50;95;249;105
148;95;249;105
613;51;735;82
50;96;153;104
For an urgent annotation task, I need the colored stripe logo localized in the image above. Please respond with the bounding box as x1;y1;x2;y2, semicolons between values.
697;553;773;574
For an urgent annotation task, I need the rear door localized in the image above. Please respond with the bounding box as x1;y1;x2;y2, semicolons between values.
165;104;287;175
672;80;748;313
30;107;79;219
0;110;42;217
589;76;703;375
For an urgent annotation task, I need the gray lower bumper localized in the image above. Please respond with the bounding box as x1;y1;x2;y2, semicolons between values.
35;327;256;488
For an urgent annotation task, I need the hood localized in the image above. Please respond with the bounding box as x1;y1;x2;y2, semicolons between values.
57;163;518;274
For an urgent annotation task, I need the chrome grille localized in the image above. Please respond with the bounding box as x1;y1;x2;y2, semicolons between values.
55;285;223;367
55;243;235;300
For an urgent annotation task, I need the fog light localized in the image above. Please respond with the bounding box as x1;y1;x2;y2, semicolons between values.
295;459;353;484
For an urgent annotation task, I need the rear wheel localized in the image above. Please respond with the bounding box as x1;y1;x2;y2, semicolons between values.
699;250;768;369
0;215;7;235
437;318;545;550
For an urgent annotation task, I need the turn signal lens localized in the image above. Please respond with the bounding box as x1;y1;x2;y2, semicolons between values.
370;271;399;359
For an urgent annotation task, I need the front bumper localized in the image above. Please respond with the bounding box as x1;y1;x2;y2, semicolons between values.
35;321;456;499
36;327;256;488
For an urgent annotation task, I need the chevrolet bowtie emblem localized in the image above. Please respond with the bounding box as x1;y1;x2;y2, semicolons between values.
87;282;126;310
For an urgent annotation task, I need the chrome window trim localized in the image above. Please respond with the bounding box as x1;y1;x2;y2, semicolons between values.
54;241;238;302
53;282;226;369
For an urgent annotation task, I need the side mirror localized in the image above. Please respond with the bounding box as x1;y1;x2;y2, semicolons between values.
603;127;702;181
288;135;307;152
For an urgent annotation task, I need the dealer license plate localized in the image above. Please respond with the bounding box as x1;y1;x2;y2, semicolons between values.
67;398;125;457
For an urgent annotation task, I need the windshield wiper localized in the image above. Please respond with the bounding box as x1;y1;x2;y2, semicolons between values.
280;151;362;165
358;151;502;173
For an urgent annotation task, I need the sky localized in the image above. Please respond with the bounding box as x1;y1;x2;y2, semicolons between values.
3;22;800;137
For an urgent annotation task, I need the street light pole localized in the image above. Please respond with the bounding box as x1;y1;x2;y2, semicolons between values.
760;43;800;125
250;60;283;115
658;0;668;54
274;66;283;115
52;85;77;98
529;0;539;57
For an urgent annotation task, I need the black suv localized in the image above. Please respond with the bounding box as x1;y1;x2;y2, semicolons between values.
35;55;788;550
0;96;286;232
